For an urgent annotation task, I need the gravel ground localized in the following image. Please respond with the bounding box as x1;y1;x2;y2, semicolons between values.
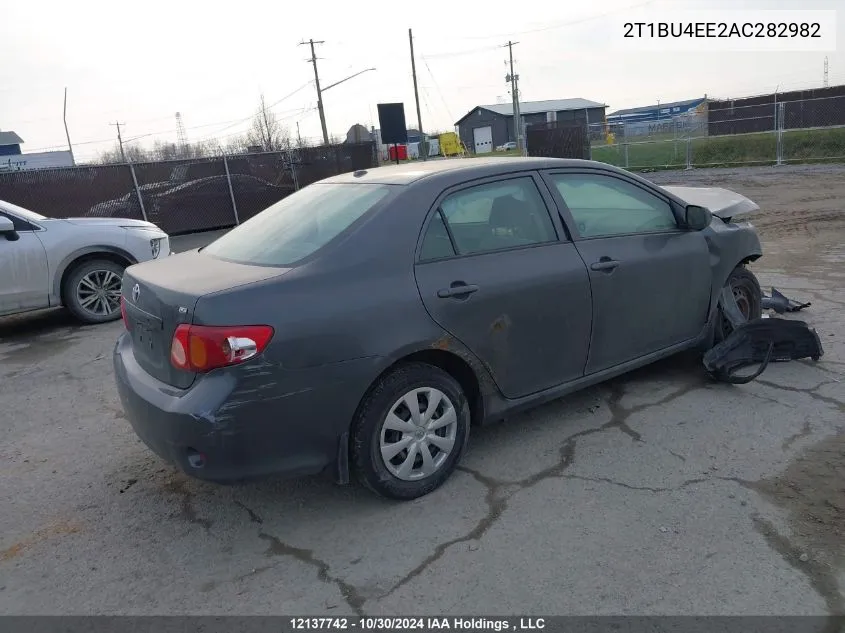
1;164;843;616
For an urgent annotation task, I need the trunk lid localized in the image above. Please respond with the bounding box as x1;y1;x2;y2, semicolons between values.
121;250;288;388
661;186;760;222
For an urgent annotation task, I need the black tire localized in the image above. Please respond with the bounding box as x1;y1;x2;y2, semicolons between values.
62;259;126;324
715;265;762;342
351;362;471;500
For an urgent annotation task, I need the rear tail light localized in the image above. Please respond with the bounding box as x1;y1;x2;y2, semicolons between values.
170;324;274;372
120;297;132;330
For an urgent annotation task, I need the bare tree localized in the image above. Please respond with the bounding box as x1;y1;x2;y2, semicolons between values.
224;136;249;155
295;133;312;149
246;94;292;152
97;144;125;164
97;143;152;164
152;140;180;161
94;96;298;163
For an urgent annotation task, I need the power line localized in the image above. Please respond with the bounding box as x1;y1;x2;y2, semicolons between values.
22;81;317;154
23;136;120;153
419;85;436;125
120;103;312;145
421;45;501;60
422;58;454;124
204;80;315;137
443;0;658;41
191;105;318;146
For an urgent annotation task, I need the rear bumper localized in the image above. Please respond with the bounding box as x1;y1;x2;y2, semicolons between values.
113;332;379;483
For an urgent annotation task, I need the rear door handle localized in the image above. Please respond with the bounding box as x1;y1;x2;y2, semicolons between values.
437;283;479;298
590;259;620;271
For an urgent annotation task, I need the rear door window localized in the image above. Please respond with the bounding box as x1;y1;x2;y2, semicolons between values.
202;183;395;266
436;176;558;256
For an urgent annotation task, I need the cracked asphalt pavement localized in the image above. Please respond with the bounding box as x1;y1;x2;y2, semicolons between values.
1;165;844;616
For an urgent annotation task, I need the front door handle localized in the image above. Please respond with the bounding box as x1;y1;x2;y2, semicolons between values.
590;258;620;272
437;283;479;298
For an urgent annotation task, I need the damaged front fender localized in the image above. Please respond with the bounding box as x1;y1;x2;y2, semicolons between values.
703;220;763;324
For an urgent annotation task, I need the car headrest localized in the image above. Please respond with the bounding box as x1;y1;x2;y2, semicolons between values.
488;195;538;239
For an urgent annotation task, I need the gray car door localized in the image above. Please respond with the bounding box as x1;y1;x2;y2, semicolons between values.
0;211;50;314
413;173;592;399
542;170;711;375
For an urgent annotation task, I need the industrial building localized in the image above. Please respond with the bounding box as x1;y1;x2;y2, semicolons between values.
606;97;708;137
454;98;607;154
0;130;74;172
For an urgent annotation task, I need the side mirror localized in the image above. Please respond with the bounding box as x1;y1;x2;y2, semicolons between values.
0;215;18;240
685;205;712;231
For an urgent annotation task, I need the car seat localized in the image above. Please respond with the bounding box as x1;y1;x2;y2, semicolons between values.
479;195;542;251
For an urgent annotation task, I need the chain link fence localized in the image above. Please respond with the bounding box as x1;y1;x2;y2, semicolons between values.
589;94;845;171
0;142;377;235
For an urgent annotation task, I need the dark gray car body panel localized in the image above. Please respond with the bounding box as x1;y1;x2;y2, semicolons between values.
114;157;762;484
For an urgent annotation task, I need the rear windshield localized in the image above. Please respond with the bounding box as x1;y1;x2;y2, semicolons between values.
202;182;394;266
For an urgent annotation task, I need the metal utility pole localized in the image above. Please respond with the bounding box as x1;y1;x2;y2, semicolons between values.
408;28;426;161
505;41;523;154
63;87;76;166
296;121;303;147
111;121;128;162
111;121;147;221
824;56;829;87
300;39;329;145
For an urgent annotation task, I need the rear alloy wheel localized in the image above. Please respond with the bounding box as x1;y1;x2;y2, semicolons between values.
715;265;762;342
63;259;126;324
351;363;470;500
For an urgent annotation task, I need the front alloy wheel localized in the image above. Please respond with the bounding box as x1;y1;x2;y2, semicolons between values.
77;269;122;318
64;259;126;324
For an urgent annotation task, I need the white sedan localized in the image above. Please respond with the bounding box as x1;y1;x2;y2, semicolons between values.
0;199;170;324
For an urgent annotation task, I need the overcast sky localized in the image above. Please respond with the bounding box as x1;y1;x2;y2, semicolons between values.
1;0;841;161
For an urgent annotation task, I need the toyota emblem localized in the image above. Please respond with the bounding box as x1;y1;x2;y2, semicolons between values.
132;284;140;303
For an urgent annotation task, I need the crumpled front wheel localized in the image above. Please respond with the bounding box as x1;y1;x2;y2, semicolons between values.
715;265;762;343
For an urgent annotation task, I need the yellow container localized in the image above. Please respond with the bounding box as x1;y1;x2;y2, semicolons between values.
439;132;461;156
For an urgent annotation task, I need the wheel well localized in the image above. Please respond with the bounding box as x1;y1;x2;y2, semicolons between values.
59;251;134;303
376;350;484;426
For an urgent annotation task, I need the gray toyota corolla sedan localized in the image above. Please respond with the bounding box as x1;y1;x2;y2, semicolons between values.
114;157;763;500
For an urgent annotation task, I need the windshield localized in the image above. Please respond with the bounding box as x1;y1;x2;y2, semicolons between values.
202;182;395;266
0;199;48;222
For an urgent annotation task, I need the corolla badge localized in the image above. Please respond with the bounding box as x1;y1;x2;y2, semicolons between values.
132;284;140;303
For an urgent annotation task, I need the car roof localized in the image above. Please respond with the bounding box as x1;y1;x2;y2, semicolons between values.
322;157;614;186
